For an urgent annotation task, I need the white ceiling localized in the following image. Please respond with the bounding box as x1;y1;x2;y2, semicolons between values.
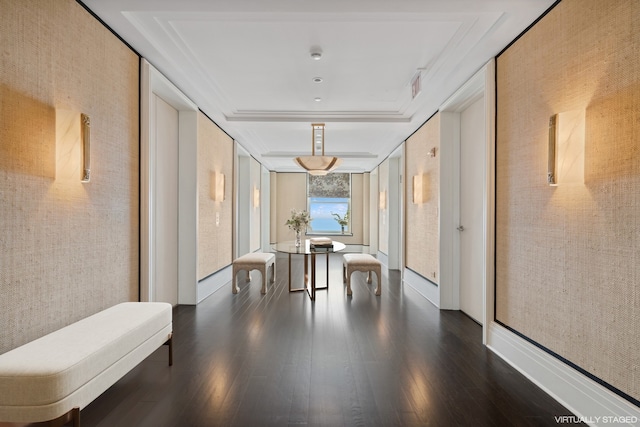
82;0;554;172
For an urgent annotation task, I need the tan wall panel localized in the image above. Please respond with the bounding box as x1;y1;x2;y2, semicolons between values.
496;0;640;401
197;112;233;279
0;0;139;353
275;173;308;243
273;173;366;245
405;114;440;282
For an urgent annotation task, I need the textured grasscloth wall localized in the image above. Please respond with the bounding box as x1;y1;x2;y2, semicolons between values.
496;0;640;401
405;114;440;283
0;0;139;354
197;112;233;280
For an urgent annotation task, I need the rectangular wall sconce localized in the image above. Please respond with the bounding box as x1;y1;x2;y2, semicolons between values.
253;187;260;208
413;174;429;204
211;172;225;202
379;190;386;210
55;109;90;182
81;114;90;182
548;110;585;186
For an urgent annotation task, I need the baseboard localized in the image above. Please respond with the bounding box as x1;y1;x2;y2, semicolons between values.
403;267;439;307
487;322;640;426
376;251;389;269
197;265;232;303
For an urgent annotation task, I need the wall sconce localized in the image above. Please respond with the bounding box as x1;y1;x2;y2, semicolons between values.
253;187;260;208
211;172;225;201
413;174;429;204
379;190;386;210
80;114;90;182
55;109;90;182
428;147;436;158
548;110;585;186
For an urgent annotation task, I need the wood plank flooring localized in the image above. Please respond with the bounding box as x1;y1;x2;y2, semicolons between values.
81;254;578;426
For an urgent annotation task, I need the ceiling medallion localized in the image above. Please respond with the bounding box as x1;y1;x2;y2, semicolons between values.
294;123;342;175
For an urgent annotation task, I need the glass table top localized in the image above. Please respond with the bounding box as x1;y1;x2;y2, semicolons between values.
272;239;346;255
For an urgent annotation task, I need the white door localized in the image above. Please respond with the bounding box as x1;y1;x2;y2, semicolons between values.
459;96;485;324
154;95;179;305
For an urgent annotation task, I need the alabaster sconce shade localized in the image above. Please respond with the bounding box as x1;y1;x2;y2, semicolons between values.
548;110;585;186
253;187;260;208
55;109;91;182
413;174;429;204
379;191;386;210
211;172;225;202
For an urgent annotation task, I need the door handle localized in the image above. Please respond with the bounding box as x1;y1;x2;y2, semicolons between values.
457;225;465;231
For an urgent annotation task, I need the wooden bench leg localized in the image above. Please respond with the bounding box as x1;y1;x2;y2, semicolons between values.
72;407;80;427
164;334;173;366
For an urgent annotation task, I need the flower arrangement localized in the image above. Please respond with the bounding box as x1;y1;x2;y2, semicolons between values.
285;209;312;233
332;209;349;233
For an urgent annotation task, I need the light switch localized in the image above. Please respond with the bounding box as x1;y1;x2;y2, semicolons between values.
216;212;220;226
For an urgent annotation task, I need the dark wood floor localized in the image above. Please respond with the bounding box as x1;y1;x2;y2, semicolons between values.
81;254;577;427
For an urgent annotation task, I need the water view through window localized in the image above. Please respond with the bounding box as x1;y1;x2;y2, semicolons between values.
309;197;349;233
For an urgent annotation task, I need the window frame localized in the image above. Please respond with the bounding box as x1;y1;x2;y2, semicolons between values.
306;173;352;236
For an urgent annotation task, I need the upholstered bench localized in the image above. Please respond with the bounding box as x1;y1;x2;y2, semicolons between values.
0;302;172;426
343;254;382;296
232;252;276;294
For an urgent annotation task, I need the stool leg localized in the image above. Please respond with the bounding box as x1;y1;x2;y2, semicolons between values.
366;271;372;284
346;270;352;296
246;270;251;282
261;267;267;294
375;269;381;296
270;260;276;283
232;268;239;294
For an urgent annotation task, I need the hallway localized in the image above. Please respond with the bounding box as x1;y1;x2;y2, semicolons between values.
82;254;576;426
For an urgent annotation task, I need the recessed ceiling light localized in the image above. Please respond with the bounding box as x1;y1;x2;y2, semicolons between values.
314;97;322;102
312;77;323;83
310;51;322;60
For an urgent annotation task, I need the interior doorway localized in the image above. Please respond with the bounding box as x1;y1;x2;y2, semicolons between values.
459;96;485;324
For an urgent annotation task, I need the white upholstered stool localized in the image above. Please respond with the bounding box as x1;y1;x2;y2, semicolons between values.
342;254;382;296
232;252;276;294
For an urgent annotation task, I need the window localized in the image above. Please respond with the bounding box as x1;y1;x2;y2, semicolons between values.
307;173;351;234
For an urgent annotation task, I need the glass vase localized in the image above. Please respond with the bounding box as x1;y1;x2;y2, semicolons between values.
295;230;302;248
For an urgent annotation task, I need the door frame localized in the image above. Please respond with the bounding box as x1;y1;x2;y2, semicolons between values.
439;60;495;343
140;59;198;304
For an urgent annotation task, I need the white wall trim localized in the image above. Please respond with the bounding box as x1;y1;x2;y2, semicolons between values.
403;268;439;308
483;59;496;344
487;322;640;426
197;265;232;303
177;111;198;305
141;59;199;305
376;251;389;270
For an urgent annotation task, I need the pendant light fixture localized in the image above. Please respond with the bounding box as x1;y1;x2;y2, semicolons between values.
294;123;342;175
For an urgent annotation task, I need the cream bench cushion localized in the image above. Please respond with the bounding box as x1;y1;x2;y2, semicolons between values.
0;302;172;424
343;254;382;296
232;252;276;294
